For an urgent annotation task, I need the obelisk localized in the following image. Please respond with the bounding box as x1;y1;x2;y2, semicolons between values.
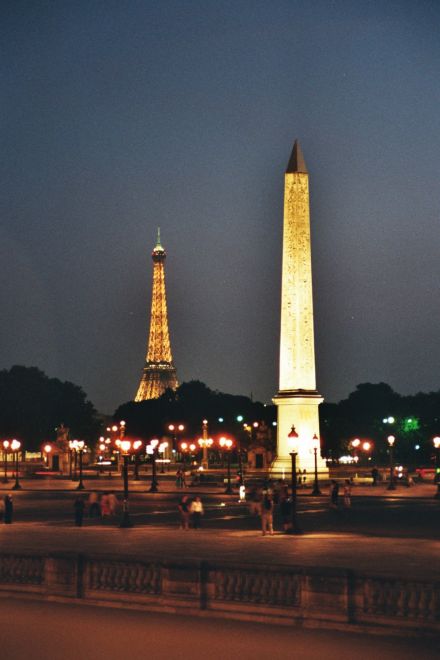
272;141;327;476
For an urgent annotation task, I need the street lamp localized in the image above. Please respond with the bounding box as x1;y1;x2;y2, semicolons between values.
311;433;322;496
167;423;185;456
69;440;77;481
198;419;213;469
351;438;361;463
179;441;197;468
43;444;52;469
2;440;10;483
287;425;302;534
71;440;85;490
198;421;213;470
219;436;234;494
387;435;396;491
147;439;160;492
132;439;143;480
158;441;169;474
433;437;440;499
11;439;22;490
119;439;135;528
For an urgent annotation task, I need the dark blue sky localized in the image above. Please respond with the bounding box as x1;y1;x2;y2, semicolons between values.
2;1;440;413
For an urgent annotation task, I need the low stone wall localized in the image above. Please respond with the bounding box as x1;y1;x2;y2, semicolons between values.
0;552;438;636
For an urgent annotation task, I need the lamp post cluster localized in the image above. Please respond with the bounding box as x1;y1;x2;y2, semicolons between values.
69;440;86;490
350;438;372;463
2;439;22;489
219;436;234;494
311;433;322;496
387;435;396;490
119;439;142;527
198;419;213;469
287;426;302;534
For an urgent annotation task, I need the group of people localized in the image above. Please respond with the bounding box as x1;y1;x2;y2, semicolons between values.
330;480;352;508
178;495;204;530
248;484;295;535
73;491;119;527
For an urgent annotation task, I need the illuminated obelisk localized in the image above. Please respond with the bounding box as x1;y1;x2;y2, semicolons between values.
272;141;327;476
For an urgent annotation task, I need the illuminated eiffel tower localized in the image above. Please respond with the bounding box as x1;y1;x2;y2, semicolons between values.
135;229;178;401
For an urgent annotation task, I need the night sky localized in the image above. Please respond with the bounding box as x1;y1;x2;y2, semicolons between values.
2;1;440;414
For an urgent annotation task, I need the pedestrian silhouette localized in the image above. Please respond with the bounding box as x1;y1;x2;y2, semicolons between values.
3;495;13;524
74;497;85;527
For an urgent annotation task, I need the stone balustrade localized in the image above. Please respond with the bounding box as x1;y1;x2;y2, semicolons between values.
0;552;438;636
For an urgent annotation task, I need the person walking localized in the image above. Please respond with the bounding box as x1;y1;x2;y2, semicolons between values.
279;490;292;533
175;468;184;489
88;491;100;518
100;492;111;518
260;492;274;536
108;492;118;515
74;497;85;527
3;495;13;524
248;487;261;516
190;496;204;529
178;495;190;530
343;480;351;508
330;480;339;509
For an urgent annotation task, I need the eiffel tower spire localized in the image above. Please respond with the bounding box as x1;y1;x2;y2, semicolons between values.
135;231;178;401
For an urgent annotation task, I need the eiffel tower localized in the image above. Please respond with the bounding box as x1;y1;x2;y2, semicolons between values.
135;229;178;401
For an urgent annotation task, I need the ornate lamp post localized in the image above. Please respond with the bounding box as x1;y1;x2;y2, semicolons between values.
350;438;361;463
179;441;196;468
433;437;440;499
69;440;77;481
168;423;185;458
219;436;234;494
43;444;52;469
287;426;302;534
11;439;22;490
387;435;396;491
311;433;322;496
158;441;169;474
198;434;213;470
198;419;212;470
119;439;135;528
2;440;10;483
147;439;160;492
132;439;143;480
71;440;85;490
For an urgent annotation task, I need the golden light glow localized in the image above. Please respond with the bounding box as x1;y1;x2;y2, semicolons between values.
43;444;52;454
11;439;21;451
120;440;131;454
135;235;178;401
387;435;395;447
272;149;327;477
433;436;440;449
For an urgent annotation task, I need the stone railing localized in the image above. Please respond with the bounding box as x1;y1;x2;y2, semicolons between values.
0;552;438;635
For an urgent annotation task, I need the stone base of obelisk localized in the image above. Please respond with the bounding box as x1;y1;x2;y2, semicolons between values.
271;390;328;478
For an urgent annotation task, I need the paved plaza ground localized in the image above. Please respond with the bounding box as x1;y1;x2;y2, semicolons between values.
1;599;438;660
0;477;439;579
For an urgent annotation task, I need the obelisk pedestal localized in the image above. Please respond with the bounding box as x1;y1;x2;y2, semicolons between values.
272;141;328;477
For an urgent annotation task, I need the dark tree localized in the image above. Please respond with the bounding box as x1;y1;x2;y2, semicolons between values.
0;365;99;450
114;380;276;443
